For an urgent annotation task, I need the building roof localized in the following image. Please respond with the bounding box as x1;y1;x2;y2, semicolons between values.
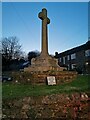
57;41;90;57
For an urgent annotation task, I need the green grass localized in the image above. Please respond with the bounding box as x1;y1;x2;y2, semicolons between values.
2;75;89;99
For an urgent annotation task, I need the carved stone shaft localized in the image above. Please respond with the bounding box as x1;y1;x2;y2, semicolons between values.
38;8;50;56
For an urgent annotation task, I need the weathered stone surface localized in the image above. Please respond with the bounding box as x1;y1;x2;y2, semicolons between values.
39;8;50;55
11;71;77;85
24;55;64;72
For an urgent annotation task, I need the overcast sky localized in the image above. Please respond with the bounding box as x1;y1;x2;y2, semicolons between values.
2;2;88;55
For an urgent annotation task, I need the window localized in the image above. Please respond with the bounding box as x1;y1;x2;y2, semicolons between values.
67;55;70;60
71;64;76;70
67;64;70;70
71;53;76;60
85;49;90;57
59;58;62;62
63;57;65;64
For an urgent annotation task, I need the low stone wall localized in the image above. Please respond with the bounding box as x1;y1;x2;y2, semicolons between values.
11;71;77;85
2;93;89;119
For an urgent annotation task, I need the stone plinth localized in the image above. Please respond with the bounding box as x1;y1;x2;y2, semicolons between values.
30;71;77;85
12;71;77;85
24;54;64;72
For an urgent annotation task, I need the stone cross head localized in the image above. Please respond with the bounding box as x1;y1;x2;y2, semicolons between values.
38;8;50;24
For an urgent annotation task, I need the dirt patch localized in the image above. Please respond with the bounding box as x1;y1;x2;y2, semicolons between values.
2;92;89;119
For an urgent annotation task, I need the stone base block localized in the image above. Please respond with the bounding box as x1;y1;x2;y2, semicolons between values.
12;71;77;85
24;54;65;72
30;71;77;85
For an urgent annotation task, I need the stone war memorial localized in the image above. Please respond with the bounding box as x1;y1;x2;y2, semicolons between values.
24;8;77;85
2;7;89;120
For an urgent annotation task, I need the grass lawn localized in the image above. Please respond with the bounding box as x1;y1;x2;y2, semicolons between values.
2;75;89;99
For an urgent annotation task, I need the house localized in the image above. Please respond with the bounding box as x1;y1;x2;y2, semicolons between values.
55;41;90;74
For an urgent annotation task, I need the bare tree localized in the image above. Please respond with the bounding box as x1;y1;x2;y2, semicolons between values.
2;36;22;60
